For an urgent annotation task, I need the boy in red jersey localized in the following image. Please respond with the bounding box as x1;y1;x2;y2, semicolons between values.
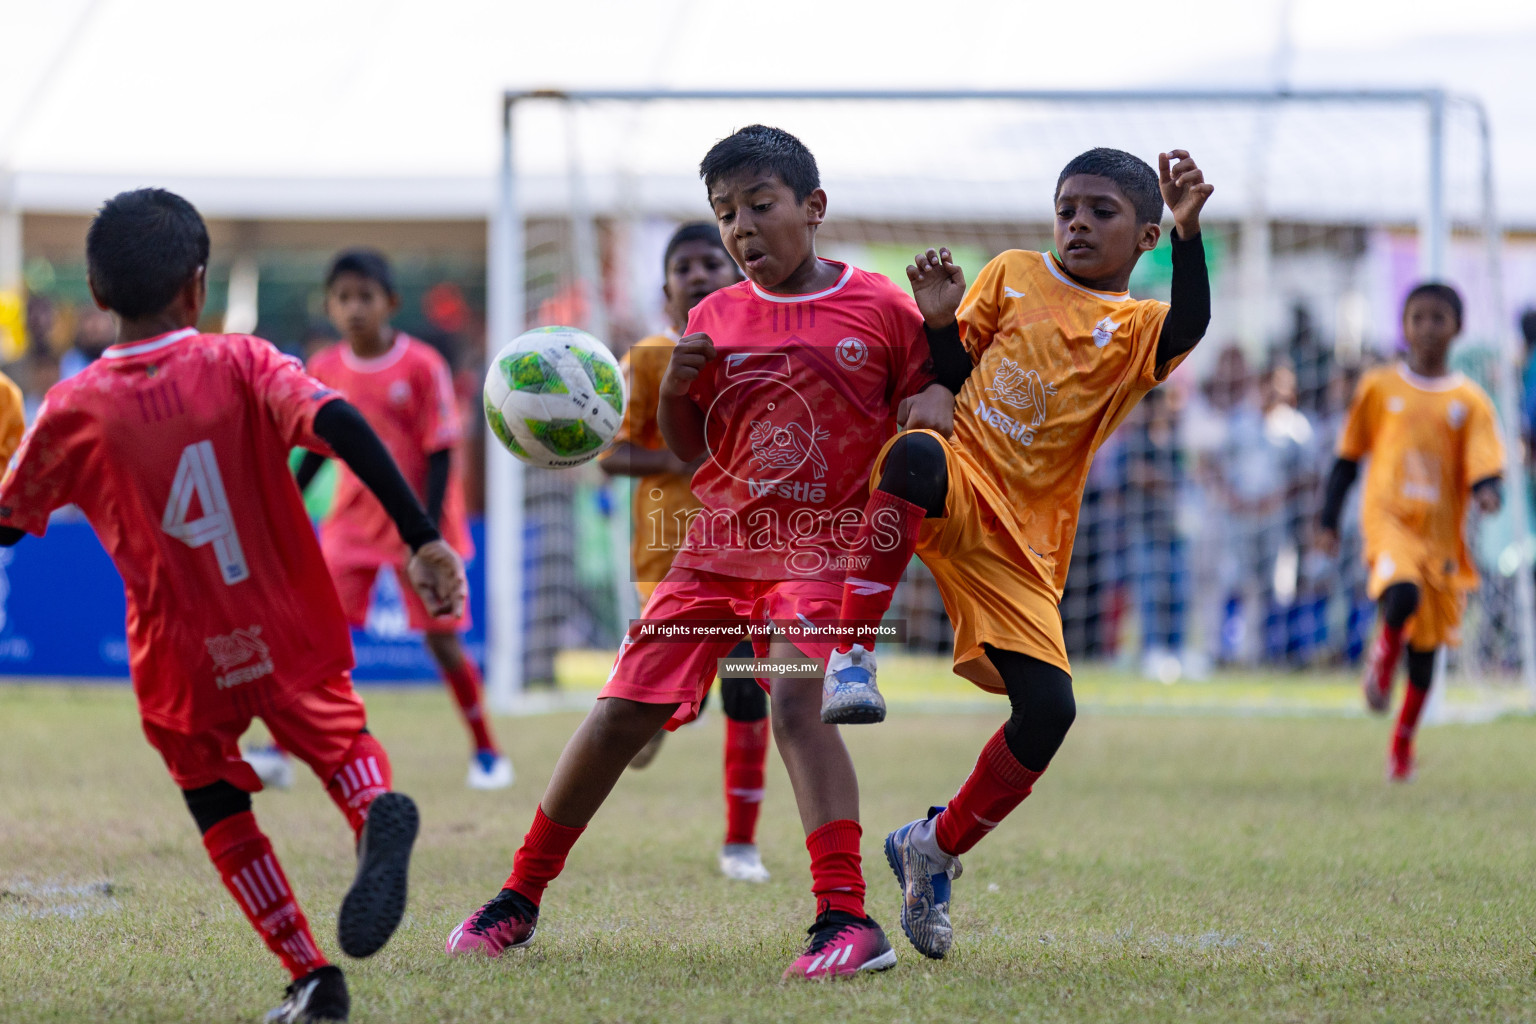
599;221;775;883
447;125;951;978
0;189;467;1024
274;249;509;791
1317;283;1503;781
821;149;1213;960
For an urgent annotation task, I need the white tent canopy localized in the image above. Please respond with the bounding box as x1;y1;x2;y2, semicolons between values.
4;0;1536;224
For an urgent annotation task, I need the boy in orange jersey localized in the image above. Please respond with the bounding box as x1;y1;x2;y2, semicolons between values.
599;221;775;883
821;148;1213;959
1317;283;1503;781
0;189;467;1022
447;125;950;979
283;250;511;791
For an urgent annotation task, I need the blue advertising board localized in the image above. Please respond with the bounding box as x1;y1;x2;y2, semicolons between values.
0;514;487;683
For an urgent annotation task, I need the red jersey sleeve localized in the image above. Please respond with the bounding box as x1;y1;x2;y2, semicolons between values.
416;348;464;455
0;395;90;536
239;336;340;453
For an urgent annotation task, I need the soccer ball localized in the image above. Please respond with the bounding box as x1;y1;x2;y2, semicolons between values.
483;326;627;469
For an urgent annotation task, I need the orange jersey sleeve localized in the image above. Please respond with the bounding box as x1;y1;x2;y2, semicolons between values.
1462;387;1505;487
956;254;1005;362
1336;373;1379;460
0;369;24;464
607;334;673;453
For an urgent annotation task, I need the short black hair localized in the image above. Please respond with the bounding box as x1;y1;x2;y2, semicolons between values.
700;125;820;203
326;248;396;296
86;188;209;319
1055;148;1163;226
1404;282;1463;330
663;222;729;272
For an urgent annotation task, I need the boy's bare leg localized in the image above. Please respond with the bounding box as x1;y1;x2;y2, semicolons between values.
541;697;681;825
769;662;859;832
422;629;508;789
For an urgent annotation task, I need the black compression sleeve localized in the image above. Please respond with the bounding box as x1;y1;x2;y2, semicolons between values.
313;400;441;551
425;449;450;526
0;526;24;547
1319;457;1360;532
294;450;327;492
925;322;973;394
1155;230;1211;369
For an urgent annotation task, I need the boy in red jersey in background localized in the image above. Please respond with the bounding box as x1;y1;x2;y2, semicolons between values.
599;221;775;883
447;125;952;978
0;189;467;1023
1317;283;1503;781
268;250;510;791
821;148;1213;960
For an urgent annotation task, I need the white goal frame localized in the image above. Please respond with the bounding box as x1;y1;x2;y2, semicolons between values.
484;87;1535;713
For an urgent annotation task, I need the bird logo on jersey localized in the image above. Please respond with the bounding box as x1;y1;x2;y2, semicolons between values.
205;625;275;690
984;359;1056;429
748;420;830;480
1093;316;1121;348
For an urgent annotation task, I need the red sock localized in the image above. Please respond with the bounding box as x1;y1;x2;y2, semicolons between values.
326;732;392;839
441;655;497;753
806;819;865;918
1395;682;1430;754
723;717;769;845
836;489;926;652
934;727;1044;856
203;812;327;979
505;805;586;906
1371;623;1406;694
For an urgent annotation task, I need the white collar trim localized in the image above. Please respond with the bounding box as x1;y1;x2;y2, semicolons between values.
104;327;198;359
1397;364;1465;392
749;263;853;304
1041;252;1132;303
339;332;409;373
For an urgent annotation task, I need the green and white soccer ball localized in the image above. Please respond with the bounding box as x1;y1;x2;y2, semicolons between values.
483;326;627;469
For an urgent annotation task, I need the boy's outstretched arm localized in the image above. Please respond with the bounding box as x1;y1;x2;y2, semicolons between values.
907;247;972;394
313;399;466;617
657;333;715;462
294;450;327;492
1156;150;1215;369
1314;457;1360;556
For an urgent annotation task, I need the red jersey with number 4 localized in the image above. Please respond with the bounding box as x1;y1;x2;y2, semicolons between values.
0;329;353;732
674;262;933;582
308;333;471;567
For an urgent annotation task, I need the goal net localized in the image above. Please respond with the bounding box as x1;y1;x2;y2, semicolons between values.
484;89;1536;721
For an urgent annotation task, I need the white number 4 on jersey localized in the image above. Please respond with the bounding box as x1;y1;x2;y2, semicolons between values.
162;441;250;585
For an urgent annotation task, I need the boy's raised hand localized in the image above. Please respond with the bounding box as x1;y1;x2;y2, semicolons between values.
661;332;717;398
1159;150;1214;239
907;248;966;328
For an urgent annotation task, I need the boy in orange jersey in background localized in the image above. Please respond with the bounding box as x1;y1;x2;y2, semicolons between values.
1317;282;1503;781
599;221;775;883
447;125;951;979
0;189;467;1022
273;250;511;791
821;148;1213;960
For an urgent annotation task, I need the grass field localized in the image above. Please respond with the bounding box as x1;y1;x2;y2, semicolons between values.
3;668;1536;1023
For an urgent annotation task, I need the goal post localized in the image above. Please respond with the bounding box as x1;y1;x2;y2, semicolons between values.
484;87;1536;715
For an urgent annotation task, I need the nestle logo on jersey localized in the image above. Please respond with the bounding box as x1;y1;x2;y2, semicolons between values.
206;625;275;690
974;400;1042;445
747;479;827;503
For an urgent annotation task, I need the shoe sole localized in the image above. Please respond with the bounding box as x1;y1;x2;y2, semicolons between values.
338;792;419;958
883;830;950;960
820;701;887;725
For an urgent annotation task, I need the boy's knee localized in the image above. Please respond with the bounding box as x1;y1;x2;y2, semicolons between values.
183;780;252;834
769;681;824;736
878;432;948;516
1023;683;1077;740
1379;582;1421;630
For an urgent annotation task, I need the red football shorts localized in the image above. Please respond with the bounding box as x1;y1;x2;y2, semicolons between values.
332;563;470;634
142;673;368;792
599;570;842;730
